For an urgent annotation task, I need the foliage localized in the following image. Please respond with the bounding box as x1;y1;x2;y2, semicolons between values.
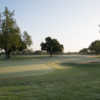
0;7;32;58
79;48;89;55
40;37;64;56
88;40;100;54
23;31;32;47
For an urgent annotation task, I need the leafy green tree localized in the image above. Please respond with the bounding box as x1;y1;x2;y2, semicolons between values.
0;7;32;58
40;37;64;56
88;40;100;54
0;7;21;58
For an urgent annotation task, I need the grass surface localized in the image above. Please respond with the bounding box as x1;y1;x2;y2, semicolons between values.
0;55;100;100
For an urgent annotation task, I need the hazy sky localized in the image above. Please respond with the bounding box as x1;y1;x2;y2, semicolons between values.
0;0;100;52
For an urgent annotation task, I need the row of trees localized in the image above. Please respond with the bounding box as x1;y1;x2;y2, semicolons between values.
0;7;32;58
0;7;64;58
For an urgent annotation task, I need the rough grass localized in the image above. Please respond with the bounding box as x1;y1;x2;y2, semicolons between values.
0;55;100;100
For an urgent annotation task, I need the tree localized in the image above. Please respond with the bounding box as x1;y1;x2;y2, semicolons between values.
88;40;100;54
23;31;32;47
0;7;32;58
18;31;32;52
79;48;89;55
40;37;64;56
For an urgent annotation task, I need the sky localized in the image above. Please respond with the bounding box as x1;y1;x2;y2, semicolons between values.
0;0;100;52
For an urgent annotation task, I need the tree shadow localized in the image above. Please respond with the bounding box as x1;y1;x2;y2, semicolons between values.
60;61;100;68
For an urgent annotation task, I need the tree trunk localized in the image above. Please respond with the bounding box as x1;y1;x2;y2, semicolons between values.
5;50;11;59
50;51;53;57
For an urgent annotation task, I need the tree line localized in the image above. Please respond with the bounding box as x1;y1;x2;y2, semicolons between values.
0;7;64;58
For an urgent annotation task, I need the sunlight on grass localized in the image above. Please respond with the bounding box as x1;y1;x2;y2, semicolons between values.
0;64;52;74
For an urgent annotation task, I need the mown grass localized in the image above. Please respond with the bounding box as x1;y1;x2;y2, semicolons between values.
0;55;100;100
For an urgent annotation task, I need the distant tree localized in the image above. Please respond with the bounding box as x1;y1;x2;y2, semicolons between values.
0;7;32;58
88;40;100;54
79;48;89;55
40;37;64;56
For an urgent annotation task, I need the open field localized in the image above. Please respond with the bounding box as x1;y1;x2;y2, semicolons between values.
0;55;100;100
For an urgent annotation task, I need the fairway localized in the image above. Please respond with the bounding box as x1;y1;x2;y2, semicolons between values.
0;55;100;100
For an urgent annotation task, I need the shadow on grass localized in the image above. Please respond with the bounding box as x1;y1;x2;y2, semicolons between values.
0;55;61;68
0;55;50;60
60;62;100;68
0;55;63;61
